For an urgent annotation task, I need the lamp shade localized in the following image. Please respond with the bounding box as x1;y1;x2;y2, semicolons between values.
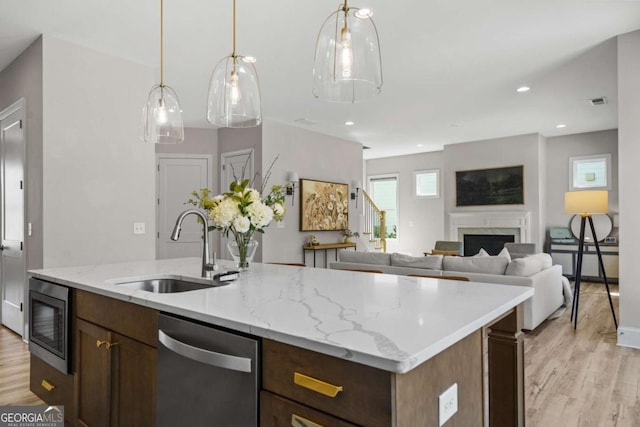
312;4;382;103
288;172;299;183
207;55;262;128
142;84;184;144
565;190;608;215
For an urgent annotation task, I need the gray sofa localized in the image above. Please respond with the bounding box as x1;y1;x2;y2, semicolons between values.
330;250;564;330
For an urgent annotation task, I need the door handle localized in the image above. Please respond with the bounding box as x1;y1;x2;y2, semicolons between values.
0;245;5;251
158;329;252;373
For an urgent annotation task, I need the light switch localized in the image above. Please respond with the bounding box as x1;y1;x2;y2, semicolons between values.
277;220;285;229
133;222;146;235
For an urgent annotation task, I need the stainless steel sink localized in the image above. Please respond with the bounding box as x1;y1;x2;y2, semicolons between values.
114;278;215;293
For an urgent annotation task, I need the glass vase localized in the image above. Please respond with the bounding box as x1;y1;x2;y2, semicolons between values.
227;234;258;271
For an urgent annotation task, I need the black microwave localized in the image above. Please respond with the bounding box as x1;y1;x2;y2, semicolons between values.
28;277;71;374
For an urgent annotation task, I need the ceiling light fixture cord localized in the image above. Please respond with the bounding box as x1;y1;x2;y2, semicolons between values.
160;0;164;86
232;0;236;58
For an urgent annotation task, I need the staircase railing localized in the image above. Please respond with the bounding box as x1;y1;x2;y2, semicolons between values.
362;190;386;252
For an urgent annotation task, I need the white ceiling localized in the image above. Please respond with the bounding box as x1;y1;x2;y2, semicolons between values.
1;0;639;159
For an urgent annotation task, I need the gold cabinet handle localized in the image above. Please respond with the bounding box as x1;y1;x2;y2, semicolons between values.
291;413;324;427
293;372;343;398
41;379;56;392
96;340;119;350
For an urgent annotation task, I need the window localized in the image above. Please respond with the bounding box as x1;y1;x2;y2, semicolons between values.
569;153;611;190
368;174;398;239
414;169;440;198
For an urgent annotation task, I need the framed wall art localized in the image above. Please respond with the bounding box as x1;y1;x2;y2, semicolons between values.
456;165;524;206
300;179;349;231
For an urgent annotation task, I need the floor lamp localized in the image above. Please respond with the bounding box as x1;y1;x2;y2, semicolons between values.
565;190;618;330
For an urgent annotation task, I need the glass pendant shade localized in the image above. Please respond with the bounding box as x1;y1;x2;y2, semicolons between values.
207;55;262;128
142;84;184;143
312;5;383;103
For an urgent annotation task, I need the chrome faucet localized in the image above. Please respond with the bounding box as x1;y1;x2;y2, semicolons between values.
171;209;217;278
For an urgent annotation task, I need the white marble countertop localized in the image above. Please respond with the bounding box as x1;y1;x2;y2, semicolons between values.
29;257;533;373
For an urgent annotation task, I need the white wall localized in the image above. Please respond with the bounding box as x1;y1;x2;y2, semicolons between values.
0;37;43;271
617;30;640;348
261;120;363;266
42;37;156;267
366;151;445;256
545;129;618;244
443;134;545;250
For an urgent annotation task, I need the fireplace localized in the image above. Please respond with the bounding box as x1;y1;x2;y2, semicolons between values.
463;234;515;256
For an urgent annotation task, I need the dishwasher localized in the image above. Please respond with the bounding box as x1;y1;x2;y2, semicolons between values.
157;313;259;426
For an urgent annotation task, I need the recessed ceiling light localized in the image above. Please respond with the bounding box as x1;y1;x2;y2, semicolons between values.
516;86;530;93
556;124;567;129
355;8;373;19
416;144;424;147
344;121;355;126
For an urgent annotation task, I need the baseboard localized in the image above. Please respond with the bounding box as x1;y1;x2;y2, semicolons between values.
617;327;640;349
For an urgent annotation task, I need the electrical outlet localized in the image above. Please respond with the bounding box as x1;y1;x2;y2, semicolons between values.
133;222;146;235
438;383;458;426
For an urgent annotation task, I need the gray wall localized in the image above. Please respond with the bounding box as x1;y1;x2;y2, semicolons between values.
261;120;363;266
0;37;43;272
617;30;640;348
42;36;156;267
443;134;545;250
545;129;618;237
366;151;445;256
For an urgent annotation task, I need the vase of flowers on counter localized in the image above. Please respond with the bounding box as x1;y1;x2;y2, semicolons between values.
188;179;285;271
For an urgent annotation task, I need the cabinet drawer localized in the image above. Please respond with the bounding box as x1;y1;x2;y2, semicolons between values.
30;354;74;418
75;290;158;347
261;391;359;427
262;339;391;427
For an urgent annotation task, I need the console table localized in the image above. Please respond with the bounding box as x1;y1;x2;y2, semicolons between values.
303;242;356;268
550;241;619;283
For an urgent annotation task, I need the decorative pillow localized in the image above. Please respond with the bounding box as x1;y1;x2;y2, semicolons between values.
442;256;509;275
472;248;490;257
497;247;512;262
504;253;552;276
391;253;443;270
431;249;459;256
338;250;391;265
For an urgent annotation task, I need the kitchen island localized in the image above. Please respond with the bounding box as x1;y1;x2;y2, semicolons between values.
29;257;533;426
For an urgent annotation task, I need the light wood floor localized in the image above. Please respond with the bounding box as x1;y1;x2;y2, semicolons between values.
0;326;44;405
525;282;640;427
1;282;639;426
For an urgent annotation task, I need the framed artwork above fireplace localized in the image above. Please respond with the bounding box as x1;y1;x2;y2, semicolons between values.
455;165;524;206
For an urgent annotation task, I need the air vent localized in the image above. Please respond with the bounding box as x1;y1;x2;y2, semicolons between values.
363;146;371;150
589;97;608;106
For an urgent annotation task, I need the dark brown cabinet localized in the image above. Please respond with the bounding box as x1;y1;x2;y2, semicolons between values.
74;290;158;427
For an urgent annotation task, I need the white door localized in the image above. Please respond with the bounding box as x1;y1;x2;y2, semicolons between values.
1;100;25;336
156;155;212;259
220;149;254;259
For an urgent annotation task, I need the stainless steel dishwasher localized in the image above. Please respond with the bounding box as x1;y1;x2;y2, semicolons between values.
157;313;259;426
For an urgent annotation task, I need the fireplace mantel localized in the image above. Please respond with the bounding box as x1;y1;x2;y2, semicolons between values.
449;211;531;243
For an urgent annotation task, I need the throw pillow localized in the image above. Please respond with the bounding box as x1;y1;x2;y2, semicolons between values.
497;247;512;262
472;248;490;257
390;253;443;270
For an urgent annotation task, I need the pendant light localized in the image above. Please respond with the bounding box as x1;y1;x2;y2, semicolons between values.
207;0;262;128
142;0;184;144
312;1;383;103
